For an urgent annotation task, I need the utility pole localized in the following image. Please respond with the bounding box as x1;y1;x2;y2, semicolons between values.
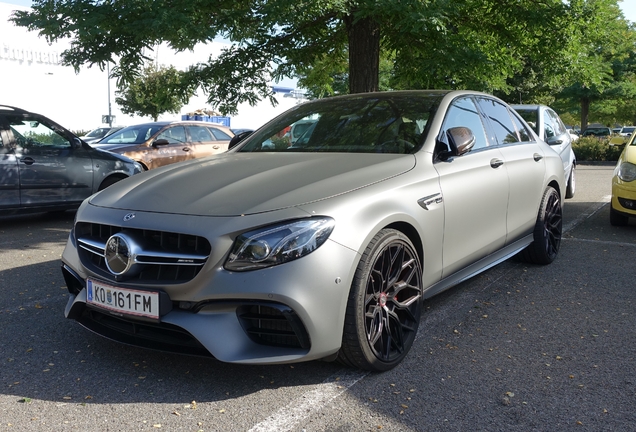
107;62;113;127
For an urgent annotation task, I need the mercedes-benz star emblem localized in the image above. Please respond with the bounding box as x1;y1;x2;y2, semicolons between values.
105;234;132;275
123;213;136;222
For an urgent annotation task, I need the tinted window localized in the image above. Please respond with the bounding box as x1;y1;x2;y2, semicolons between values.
157;126;186;144
209;127;232;140
9;117;71;149
547;109;567;136
509;112;532;142
515;109;539;135
237;94;438;154
442;97;489;150
189;126;214;142
102;125;163;144
477;98;519;145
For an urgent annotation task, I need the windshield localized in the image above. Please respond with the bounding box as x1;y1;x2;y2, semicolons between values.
100;124;163;144
236;94;441;154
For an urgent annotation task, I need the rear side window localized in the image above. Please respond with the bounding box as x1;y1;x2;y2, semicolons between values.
188;126;214;142
209;127;231;140
477;98;521;145
509;112;532;142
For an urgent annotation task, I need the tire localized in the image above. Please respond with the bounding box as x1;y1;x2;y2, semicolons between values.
609;205;629;226
338;229;423;371
98;175;126;191
565;165;576;199
520;186;562;265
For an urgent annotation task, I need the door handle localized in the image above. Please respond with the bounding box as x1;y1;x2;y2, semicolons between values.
182;147;191;152
213;145;220;149
533;153;543;161
490;158;504;168
20;157;35;165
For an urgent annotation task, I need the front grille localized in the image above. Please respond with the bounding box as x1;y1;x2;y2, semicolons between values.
75;222;211;284
237;304;310;349
78;308;211;356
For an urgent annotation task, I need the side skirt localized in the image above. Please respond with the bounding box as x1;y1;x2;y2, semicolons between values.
422;234;533;300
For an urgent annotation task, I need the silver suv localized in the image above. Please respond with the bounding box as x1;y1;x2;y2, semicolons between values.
0;105;142;215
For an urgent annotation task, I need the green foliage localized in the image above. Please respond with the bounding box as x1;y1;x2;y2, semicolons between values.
572;137;624;161
10;0;636;123
114;64;195;121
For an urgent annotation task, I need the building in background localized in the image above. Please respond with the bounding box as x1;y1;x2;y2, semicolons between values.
0;2;304;133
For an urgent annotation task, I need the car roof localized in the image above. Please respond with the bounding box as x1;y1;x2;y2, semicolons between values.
120;120;231;130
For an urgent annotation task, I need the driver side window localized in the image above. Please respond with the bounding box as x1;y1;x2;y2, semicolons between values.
11;119;71;149
442;97;490;151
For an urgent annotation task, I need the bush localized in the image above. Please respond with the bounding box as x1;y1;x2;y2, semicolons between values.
572;137;623;162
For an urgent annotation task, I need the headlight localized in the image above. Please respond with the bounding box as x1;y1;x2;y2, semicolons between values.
618;162;636;182
225;217;335;271
132;161;144;174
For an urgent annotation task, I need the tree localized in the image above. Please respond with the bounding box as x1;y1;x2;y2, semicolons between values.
114;64;194;121
10;0;631;117
552;0;636;130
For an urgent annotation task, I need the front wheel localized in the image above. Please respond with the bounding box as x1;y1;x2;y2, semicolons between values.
338;229;423;371
520;186;562;264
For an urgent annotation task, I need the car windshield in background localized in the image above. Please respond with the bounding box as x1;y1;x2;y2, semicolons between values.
100;124;164;145
237;94;441;154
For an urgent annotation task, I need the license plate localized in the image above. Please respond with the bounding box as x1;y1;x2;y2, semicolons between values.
86;278;159;320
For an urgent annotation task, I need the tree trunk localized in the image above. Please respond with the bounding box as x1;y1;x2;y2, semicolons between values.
580;97;590;132
344;15;380;94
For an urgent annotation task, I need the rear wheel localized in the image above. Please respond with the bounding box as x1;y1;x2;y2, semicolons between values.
609;206;629;226
520;186;562;264
338;229;423;371
565;165;576;199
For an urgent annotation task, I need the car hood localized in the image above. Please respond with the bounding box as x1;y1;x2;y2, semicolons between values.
89;153;416;216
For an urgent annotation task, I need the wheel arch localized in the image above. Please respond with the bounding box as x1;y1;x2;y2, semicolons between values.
384;221;424;269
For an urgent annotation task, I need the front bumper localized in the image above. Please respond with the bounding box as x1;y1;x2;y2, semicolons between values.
611;179;636;216
61;210;360;364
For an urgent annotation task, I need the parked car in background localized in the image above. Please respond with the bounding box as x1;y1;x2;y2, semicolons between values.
582;126;612;138
610;129;636;225
80;126;125;144
61;90;565;372
0;105;142;215
93;121;234;170
619;126;636;137
512;104;577;198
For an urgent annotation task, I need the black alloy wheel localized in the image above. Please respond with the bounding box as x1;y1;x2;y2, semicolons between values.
521;186;562;264
338;229;423;371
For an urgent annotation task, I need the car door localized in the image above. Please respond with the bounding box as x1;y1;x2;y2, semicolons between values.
0;126;20;209
9;117;94;207
434;96;509;277
149;125;191;168
476;97;546;242
186;125;229;160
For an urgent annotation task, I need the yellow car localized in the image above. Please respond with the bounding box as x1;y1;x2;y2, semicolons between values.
610;130;636;225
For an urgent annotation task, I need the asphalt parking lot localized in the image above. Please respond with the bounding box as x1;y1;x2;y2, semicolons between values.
1;163;634;431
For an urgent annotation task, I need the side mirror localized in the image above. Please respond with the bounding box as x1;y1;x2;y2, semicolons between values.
72;137;83;149
546;136;564;145
152;138;170;147
448;127;476;156
229;131;253;149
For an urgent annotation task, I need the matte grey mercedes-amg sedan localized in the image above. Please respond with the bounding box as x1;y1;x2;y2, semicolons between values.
61;90;565;372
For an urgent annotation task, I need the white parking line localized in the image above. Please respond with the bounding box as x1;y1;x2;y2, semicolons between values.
248;369;369;432
562;195;611;234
